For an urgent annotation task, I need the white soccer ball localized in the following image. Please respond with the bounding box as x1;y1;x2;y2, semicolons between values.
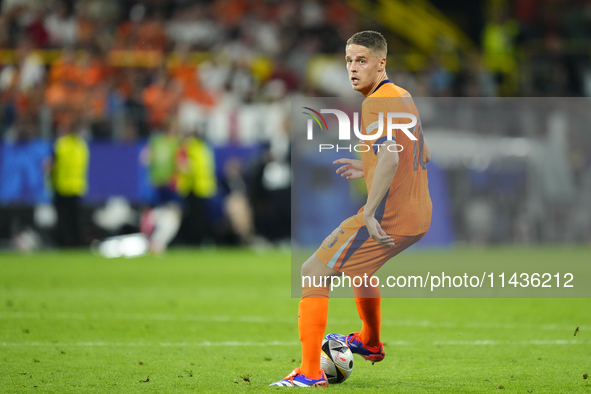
320;338;354;384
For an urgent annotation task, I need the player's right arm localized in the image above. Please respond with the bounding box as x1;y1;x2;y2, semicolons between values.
333;158;364;180
362;141;397;247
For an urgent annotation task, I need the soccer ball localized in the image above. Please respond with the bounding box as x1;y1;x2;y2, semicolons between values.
320;338;354;384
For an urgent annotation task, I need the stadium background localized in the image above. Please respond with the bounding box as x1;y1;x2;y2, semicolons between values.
0;0;590;249
1;1;591;392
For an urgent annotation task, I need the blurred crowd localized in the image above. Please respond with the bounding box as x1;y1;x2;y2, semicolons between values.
0;0;299;143
1;0;591;142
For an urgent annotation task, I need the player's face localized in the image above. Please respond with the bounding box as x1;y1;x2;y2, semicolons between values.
345;44;386;96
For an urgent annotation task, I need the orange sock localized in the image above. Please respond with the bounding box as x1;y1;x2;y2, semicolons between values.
354;285;381;347
298;286;329;378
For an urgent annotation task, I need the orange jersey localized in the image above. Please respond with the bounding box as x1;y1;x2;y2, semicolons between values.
355;80;432;236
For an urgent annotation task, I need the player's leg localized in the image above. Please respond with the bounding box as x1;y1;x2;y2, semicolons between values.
299;254;339;377
354;283;382;347
270;254;336;387
271;219;360;386
150;202;182;254
327;282;385;363
326;233;426;363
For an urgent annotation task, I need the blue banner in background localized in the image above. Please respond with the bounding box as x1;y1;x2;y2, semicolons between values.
0;140;52;204
86;142;143;204
418;161;455;246
292;150;360;246
0;141;265;206
0;140;453;246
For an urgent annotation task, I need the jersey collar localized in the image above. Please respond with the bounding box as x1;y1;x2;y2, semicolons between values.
371;78;392;95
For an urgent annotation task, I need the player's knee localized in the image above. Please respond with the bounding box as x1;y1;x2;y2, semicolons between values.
301;259;314;277
301;256;338;279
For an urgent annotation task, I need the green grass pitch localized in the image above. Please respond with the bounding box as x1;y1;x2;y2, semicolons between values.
1;247;590;393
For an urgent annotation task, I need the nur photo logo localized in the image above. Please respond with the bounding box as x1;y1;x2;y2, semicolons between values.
302;107;418;152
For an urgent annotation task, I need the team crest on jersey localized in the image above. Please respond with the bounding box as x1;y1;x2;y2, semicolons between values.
366;120;380;135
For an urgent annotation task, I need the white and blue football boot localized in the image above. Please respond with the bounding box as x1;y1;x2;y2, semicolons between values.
325;332;385;363
269;368;329;387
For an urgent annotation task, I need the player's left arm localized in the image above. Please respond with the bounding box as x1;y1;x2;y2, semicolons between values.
363;141;398;246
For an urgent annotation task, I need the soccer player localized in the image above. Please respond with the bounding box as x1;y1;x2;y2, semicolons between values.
140;118;183;254
271;31;432;387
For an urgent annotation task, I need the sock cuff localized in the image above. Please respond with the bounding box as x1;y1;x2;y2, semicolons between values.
302;286;329;299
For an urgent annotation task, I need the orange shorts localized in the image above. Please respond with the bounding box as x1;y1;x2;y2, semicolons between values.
315;215;425;278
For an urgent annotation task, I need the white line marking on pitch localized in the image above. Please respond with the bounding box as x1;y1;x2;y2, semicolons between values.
434;339;587;346
0;341;301;347
1;339;589;347
0;312;588;332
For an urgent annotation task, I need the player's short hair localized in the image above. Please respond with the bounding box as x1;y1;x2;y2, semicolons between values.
346;31;387;57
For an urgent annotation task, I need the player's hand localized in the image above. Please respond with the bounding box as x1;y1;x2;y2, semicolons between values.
333;158;364;180
364;215;395;247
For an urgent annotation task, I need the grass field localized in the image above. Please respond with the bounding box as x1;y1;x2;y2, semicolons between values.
1;247;590;393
